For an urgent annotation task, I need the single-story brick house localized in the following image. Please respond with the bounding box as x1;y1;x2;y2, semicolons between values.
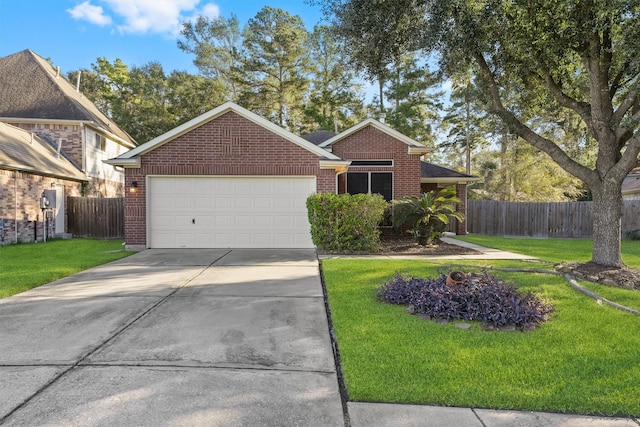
0;122;87;244
107;102;477;250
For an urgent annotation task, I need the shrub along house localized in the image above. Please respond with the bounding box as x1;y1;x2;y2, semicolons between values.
106;102;477;250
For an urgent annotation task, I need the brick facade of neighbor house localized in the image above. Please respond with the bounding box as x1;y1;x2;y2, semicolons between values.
11;123;84;166
0;169;82;244
330;125;423;199
10;122;124;197
123;111;337;247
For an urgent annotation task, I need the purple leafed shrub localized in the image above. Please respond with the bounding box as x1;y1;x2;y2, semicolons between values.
377;272;553;330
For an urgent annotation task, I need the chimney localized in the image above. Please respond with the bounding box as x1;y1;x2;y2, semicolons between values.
377;112;386;124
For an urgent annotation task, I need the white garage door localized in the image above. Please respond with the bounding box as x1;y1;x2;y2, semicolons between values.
148;176;316;248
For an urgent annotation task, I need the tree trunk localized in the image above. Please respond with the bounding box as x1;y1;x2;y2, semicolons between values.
591;179;623;267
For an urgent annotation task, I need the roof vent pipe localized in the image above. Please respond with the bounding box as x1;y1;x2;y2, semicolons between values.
76;71;81;92
56;66;60;78
56;139;62;159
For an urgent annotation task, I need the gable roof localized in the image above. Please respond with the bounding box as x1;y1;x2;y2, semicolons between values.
622;178;640;195
318;118;431;155
106;101;346;168
0;50;135;147
0;122;87;181
421;162;479;183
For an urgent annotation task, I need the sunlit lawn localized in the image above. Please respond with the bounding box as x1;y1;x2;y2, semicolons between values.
454;235;640;266
321;238;640;416
0;239;132;298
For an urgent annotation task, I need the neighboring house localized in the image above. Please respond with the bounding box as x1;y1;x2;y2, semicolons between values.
0;122;87;244
0;49;136;198
622;166;640;200
107;102;477;250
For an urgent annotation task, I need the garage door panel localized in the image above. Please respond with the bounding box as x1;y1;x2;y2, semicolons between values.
214;197;233;209
254;198;272;209
149;177;315;248
254;215;272;227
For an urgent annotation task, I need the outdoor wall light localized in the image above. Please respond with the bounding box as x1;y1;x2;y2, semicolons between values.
129;181;138;194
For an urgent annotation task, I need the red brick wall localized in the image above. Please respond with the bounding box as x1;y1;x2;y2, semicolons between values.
330;126;422;199
11;122;125;197
12;123;83;167
455;183;467;235
125;111;337;246
0;169;83;244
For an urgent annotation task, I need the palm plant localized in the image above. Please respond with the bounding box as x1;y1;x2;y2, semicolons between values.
392;189;464;245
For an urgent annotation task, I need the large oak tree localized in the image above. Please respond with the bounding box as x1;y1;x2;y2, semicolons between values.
318;0;640;267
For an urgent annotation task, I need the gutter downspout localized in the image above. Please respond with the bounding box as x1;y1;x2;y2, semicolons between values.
80;123;86;172
14;171;18;243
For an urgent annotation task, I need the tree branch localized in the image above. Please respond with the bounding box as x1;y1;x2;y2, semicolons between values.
611;130;640;181
609;58;631;98
612;85;640;126
474;52;597;186
540;71;592;125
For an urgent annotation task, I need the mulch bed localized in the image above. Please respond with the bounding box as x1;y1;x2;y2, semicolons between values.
556;261;640;290
318;236;479;256
379;237;478;256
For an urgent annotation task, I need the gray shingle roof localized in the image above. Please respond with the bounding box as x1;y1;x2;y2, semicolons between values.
0;122;87;181
421;162;476;179
300;130;336;145
0;50;135;146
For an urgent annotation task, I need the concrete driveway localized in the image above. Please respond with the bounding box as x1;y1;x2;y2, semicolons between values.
0;249;345;426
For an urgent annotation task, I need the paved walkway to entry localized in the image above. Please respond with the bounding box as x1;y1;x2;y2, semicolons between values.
0;247;637;426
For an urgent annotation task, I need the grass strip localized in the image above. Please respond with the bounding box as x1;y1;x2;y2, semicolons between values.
454;235;640;265
0;239;132;298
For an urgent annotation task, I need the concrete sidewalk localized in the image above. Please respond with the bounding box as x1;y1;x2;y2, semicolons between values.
348;402;640;426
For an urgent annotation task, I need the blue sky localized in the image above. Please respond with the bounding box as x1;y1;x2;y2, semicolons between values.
0;0;326;75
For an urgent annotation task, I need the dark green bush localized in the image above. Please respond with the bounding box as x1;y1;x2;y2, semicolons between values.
624;229;640;240
306;193;387;252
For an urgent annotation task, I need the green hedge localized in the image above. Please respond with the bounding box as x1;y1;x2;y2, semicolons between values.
306;193;387;252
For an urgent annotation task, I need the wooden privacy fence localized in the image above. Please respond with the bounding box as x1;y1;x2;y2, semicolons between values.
466;200;640;238
67;197;124;239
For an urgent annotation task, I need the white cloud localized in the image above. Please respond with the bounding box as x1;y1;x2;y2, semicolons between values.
201;3;220;19
103;0;218;36
67;0;221;37
67;1;113;26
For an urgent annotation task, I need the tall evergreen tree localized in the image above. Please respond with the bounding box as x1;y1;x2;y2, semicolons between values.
237;7;310;131
178;15;244;101
304;25;366;133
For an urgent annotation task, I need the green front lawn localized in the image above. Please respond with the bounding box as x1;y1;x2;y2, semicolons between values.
454;235;640;265
321;239;640;416
0;239;132;298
